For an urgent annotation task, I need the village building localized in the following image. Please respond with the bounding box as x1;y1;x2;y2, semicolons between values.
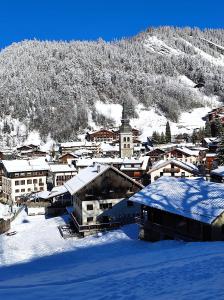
58;153;78;164
18;149;47;159
86;129;117;143
130;176;224;242
73;157;150;182
210;166;224;183
59;141;100;156
48;163;77;188
145;148;167;164
1;159;49;203
64;163;143;236
119;103;134;158
148;159;200;183
202;137;219;152
205;153;218;171
166;147;199;164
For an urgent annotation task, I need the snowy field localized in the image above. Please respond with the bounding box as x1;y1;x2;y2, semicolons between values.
0;210;224;299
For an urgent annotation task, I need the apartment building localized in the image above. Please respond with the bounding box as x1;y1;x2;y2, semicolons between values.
2;159;49;203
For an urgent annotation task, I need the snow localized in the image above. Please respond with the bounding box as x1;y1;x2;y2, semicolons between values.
2;158;49;173
49;164;76;173
94;101;220;142
144;36;180;55
130;177;224;224
0;203;11;219
64;163;110;195
0;209;224;299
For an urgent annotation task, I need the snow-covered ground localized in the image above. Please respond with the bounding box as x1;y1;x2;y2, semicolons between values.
0;210;224;299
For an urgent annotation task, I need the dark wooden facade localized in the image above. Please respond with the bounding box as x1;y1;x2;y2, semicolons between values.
139;206;224;242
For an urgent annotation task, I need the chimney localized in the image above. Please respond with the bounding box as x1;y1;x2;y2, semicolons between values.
97;165;101;173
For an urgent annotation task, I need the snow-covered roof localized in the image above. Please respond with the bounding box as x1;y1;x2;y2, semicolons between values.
129;176;224;224
34;185;68;200
176;147;199;156
64;164;110;195
211;166;224;177
149;159;199;174
75;157;145;168
100;143;119;152
64;163;143;195
2;158;49;173
60;141;100;148
49;164;76;173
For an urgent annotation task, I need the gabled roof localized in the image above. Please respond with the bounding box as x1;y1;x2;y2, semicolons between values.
211;166;224;177
2;158;49;173
129;177;224;224
49;164;77;173
148;159;199;175
64;163;143;195
175;147;199;156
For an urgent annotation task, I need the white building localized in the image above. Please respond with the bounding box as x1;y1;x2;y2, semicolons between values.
48;164;77;187
148;159;200;183
2;159;49;203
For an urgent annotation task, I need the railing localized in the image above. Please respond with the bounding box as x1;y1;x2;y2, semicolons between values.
70;213;120;233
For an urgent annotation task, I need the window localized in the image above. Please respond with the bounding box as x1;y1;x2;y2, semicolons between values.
127;200;133;207
34;187;38;191
28;188;31;192
160;172;163;177
127;144;130;148
87;217;93;223
15;189;19;193
20;173;25;177
27;179;32;184
181;172;185;178
40;187;44;191
124;144;126;148
39;178;43;183
15;181;19;186
87;204;93;210
15;173;19;177
127;137;130;142
33;179;38;184
20;180;25;185
123;137;126;142
21;189;25;193
100;203;112;210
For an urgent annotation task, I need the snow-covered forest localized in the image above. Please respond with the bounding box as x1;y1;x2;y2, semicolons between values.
0;26;224;142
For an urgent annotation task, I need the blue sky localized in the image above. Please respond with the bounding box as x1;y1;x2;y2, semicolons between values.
0;0;223;49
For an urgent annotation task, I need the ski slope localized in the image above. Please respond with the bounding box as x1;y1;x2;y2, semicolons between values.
0;210;224;299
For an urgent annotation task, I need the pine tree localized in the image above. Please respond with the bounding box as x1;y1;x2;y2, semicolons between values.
165;121;171;143
204;120;211;137
191;130;198;144
217;134;224;165
160;132;166;144
214;118;223;137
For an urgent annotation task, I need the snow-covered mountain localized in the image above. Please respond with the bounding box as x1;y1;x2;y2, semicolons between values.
0;26;223;145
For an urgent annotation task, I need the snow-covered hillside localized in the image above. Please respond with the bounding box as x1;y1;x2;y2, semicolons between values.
95;96;219;141
0;210;224;299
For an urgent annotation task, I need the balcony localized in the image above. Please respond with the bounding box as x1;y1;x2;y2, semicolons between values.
70;213;120;233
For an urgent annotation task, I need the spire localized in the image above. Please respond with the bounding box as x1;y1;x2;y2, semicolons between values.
121;100;129;123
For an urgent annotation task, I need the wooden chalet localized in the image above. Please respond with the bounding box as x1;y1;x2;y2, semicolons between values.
86;129;117;142
167;147;199;164
148;159;200;183
130;177;224;242
58;153;78;164
64;163;143;236
145;148;166;163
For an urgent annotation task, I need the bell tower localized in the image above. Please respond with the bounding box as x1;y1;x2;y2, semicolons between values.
119;101;134;158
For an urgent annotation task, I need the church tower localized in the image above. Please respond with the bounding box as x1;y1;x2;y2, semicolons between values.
119;101;134;158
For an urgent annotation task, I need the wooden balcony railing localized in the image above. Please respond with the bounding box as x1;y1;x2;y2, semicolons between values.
70;213;120;233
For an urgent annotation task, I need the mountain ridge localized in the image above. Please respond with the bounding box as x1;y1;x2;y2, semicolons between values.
0;26;223;145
